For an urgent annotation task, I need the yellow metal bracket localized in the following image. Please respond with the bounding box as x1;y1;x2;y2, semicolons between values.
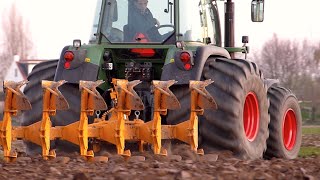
162;80;217;155
3;80;70;161
39;80;69;160
95;79;144;158
60;80;107;160
0;78;216;162
138;80;180;155
0;80;31;162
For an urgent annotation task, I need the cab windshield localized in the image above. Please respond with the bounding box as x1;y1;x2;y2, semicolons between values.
178;0;220;45
100;0;175;43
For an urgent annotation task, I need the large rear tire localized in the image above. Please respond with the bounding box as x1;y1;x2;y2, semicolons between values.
22;60;81;154
264;86;302;159
201;58;269;159
167;57;270;159
22;60;58;126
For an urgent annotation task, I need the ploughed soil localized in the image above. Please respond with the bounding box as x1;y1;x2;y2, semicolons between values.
0;134;319;180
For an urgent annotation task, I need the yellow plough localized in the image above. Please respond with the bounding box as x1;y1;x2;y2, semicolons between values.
0;79;216;162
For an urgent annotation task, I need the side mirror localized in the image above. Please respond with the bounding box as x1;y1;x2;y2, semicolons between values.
242;36;249;44
251;0;264;22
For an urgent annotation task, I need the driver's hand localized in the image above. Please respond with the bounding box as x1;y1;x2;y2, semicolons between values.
154;18;160;27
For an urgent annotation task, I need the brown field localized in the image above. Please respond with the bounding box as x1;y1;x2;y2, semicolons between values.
0;127;319;180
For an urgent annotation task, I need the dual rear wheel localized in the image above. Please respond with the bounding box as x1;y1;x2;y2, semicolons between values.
168;57;301;159
265;86;302;159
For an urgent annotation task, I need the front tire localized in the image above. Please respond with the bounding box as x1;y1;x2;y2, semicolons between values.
264;86;302;159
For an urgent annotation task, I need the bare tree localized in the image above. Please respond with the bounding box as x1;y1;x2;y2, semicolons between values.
255;34;320;122
255;34;320;91
0;3;34;80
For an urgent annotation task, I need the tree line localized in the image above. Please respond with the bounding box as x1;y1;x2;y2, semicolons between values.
254;34;320;122
0;3;34;81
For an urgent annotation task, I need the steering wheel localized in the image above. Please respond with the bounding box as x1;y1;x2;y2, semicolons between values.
156;24;174;31
156;24;174;40
145;24;174;41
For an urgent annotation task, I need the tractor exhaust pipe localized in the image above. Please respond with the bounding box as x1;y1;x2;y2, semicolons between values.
225;0;235;58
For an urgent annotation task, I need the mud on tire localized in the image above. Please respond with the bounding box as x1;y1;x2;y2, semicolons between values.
264;86;302;159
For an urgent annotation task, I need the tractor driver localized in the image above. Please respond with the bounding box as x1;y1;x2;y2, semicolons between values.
127;0;162;42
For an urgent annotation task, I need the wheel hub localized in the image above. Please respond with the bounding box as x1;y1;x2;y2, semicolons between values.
243;92;260;142
283;109;297;150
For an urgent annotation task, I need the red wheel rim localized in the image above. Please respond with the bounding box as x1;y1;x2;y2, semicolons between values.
243;92;260;142
283;109;297;150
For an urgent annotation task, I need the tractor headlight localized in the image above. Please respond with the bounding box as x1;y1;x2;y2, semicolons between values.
176;41;186;49
73;39;81;48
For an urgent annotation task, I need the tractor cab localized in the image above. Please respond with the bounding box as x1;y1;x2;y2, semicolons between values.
90;0;222;46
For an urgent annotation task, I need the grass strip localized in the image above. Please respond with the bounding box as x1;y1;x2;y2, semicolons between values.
299;146;320;157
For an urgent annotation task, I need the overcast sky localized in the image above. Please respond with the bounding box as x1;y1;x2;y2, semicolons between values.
1;0;320;59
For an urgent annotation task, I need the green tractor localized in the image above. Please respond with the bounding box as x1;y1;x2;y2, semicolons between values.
22;0;301;159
